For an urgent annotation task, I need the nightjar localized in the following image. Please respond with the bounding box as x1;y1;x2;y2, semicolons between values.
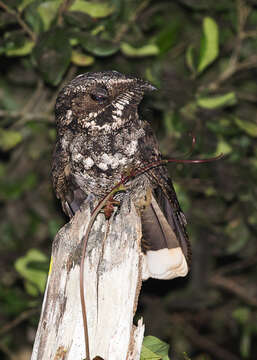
52;71;191;280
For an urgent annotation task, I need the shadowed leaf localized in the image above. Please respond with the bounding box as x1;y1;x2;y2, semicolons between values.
80;35;119;57
234;117;257;137
33;28;71;85
37;0;62;31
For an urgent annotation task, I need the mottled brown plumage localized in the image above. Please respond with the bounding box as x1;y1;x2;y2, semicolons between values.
52;71;191;279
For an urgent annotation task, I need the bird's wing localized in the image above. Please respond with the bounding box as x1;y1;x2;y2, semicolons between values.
138;120;191;280
51;134;87;218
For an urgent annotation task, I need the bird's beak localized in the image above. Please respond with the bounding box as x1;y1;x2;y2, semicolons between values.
146;83;157;92
139;80;157;92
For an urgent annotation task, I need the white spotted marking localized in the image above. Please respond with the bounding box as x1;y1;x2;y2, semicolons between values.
114;152;127;165
96;153;129;171
66;110;72;121
115;102;124;111
118;97;130;105
97;162;108;171
115;109;123;117
83;157;94;170
124;140;138;156
111;118;124;130
112;114;120;121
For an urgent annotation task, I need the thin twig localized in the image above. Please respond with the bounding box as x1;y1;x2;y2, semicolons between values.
21;79;44;115
172;313;241;360
210;274;257;307
10;79;47;129
114;0;150;43
0;1;36;42
57;0;74;26
216;254;257;276
242;30;257;39
237;92;257;102
0;110;53;123
0;308;38;336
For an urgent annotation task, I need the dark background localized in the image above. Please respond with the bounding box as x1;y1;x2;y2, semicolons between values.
0;0;257;359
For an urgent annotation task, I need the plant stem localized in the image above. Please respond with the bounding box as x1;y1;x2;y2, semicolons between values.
0;1;36;42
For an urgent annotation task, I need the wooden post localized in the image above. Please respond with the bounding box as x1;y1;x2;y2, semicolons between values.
31;200;145;360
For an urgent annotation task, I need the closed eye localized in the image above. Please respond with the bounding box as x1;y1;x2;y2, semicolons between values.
90;93;108;103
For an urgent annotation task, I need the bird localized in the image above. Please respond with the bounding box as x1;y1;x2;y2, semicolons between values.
52;70;191;280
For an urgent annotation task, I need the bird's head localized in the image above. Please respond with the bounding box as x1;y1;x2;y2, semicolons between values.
55;70;156;133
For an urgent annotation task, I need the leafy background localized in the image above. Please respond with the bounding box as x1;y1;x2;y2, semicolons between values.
0;0;257;359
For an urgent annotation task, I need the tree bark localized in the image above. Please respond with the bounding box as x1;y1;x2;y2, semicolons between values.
31;200;145;360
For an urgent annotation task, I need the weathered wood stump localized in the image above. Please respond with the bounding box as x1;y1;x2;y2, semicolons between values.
31;200;145;360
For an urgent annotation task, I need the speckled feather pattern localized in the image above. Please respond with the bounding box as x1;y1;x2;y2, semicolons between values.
51;70;191;266
52;71;153;202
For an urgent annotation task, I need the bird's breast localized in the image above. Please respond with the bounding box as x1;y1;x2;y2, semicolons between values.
67;125;145;196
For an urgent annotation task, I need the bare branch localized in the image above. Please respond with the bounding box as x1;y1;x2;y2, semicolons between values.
0;1;36;42
210;274;257;307
0;308;38;336
114;0;150;43
172;314;241;360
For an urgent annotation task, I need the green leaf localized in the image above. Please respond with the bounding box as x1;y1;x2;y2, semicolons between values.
37;1;62;31
71;50;94;66
24;2;44;34
234;117;257;137
80;35;119;57
140;346;160;360
15;249;48;296
6;40;34;56
233;308;250;325
186;45;196;73
197;17;219;73
121;42;159;57
155;22;180;54
63;11;95;29
0;129;22;151
33;28;71;85
197;92;236;109
215;137;232;156
69;0;115;18
3;30;32;56
140;336;170;360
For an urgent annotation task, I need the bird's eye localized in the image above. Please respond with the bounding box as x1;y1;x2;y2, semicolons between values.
90;93;108;103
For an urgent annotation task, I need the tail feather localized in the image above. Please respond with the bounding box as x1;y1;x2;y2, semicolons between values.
141;192;189;280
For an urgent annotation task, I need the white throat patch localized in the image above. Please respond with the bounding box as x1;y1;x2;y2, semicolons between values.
77;91;136;132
